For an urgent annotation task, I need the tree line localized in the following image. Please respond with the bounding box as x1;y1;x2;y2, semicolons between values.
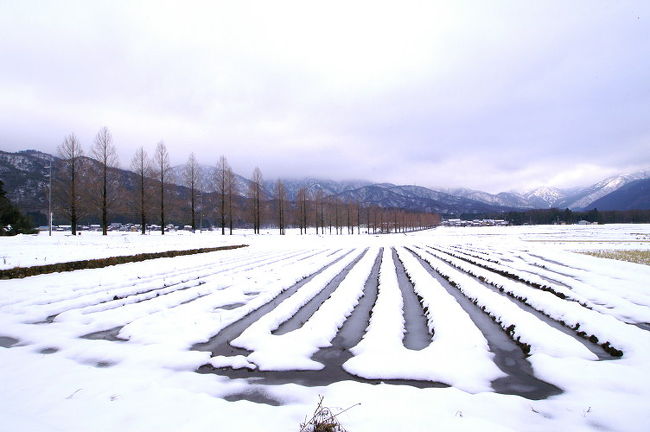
53;128;440;235
458;208;650;225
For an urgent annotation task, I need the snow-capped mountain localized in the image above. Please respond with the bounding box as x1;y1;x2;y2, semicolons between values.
262;178;373;201
170;164;255;195
587;178;650;211
336;184;514;214
558;170;650;210
446;186;568;209
523;186;566;209
445;188;532;208
446;170;650;210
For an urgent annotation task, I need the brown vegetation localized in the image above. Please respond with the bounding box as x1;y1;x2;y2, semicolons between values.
0;245;247;279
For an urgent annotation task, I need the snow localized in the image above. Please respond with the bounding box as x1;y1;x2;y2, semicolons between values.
0;230;246;270
232;248;367;370
1;225;650;431
412;247;598;360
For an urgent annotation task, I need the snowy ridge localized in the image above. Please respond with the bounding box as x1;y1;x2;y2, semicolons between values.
422;245;650;360
343;247;503;391
412;247;597;359
437;244;592;307
231;247;377;370
516;251;650;323
562;170;650;209
457;244;650;323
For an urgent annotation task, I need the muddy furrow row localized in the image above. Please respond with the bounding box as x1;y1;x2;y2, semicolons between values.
419;246;621;357
429;245;589;306
20;249;330;323
391;248;432;350
1;248;312;312
403;248;562;399
195;247;568;399
196;249;453;392
192;250;355;357
272;250;368;335
75;249;353;336
449;245;502;264
0;248;279;310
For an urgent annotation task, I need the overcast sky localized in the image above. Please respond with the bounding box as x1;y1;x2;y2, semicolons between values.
1;1;648;193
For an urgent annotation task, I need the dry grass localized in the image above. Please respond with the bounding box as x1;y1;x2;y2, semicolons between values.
300;396;359;432
579;250;650;266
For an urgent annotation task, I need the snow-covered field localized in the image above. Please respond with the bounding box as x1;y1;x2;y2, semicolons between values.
1;224;650;431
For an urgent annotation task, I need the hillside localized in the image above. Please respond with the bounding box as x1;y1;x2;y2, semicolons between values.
588;179;650;211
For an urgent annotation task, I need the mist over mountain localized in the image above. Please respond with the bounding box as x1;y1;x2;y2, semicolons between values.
1;150;649;221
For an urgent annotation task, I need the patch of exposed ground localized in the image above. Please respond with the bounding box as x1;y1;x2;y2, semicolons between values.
578;250;650;266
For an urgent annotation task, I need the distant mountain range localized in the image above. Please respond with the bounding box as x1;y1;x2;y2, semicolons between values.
443;170;650;211
1;149;649;219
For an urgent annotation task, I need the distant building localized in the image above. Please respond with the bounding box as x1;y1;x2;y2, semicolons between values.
441;218;509;227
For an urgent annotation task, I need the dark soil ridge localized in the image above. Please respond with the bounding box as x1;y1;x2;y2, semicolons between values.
0;245;248;279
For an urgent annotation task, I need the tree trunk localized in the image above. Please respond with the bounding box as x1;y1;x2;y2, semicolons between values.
102;163;107;235
140;173;146;234
160;180;165;235
70;159;77;236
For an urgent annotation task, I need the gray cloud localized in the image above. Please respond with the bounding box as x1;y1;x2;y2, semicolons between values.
1;1;648;193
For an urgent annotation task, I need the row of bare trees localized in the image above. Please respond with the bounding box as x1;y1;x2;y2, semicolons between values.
54;128;440;235
57;128;118;236
268;188;440;235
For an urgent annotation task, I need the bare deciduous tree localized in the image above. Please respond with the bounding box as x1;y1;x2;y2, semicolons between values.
57;133;84;235
215;156;230;235
334;198;341;235
346;202;352;234
249;167;263;234
91;127;119;235
296;187;309;235
184;153;200;232
356;201;361;234
314;190;325;235
225;165;236;234
276;179;286;235
154;141;171;235
131;146;150;234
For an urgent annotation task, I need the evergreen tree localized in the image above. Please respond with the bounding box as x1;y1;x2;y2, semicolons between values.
0;180;36;235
